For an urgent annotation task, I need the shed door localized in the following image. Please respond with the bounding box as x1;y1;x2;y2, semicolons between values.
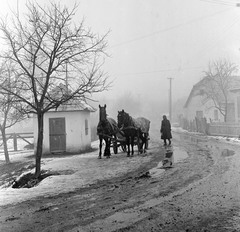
49;117;66;152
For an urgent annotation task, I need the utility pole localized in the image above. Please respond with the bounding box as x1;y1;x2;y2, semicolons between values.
168;77;174;122
65;59;69;94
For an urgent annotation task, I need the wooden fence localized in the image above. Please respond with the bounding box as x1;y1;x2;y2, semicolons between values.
0;132;34;151
178;117;209;135
178;116;240;138
208;123;240;138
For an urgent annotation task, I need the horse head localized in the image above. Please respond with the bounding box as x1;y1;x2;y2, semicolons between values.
99;104;107;122
118;109;131;128
117;110;124;128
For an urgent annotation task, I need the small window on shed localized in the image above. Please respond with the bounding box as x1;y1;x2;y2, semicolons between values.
85;119;88;135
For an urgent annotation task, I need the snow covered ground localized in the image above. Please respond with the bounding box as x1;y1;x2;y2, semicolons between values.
1;127;240;207
0;140;155;206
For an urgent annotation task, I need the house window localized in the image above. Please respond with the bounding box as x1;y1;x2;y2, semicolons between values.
196;111;203;119
214;110;218;121
85;119;88;135
227;103;235;122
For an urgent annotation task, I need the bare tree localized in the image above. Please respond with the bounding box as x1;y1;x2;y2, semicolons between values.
202;59;238;122
0;2;110;177
0;61;26;164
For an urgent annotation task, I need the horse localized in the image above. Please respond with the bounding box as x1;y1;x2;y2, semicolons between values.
97;104;118;159
117;110;150;157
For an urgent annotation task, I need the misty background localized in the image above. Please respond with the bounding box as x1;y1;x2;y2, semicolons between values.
1;0;240;134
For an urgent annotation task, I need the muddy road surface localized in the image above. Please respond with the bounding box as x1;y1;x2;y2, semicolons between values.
1;128;240;232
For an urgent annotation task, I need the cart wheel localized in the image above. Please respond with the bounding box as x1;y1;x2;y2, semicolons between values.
113;140;118;154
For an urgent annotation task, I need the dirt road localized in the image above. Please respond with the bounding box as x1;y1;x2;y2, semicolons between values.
1;129;240;231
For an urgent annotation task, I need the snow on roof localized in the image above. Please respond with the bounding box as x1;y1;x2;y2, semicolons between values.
52;100;96;112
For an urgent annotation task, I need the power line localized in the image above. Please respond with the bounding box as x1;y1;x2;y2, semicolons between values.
199;0;238;6
112;66;204;78
110;7;233;48
180;12;240;69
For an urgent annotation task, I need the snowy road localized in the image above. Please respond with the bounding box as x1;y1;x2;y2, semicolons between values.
1;128;240;231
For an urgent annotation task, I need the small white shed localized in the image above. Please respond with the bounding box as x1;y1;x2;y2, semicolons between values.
33;100;96;155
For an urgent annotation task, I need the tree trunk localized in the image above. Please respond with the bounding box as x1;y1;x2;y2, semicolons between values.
224;99;228;122
224;105;227;122
35;112;44;178
2;129;10;164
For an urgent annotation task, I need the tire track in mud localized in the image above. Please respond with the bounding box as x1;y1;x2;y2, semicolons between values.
0;141;164;232
0;131;224;232
95;133;239;232
66;132;219;232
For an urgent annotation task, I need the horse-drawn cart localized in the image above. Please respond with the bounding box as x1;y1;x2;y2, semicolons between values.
111;132;127;154
98;131;126;154
99;130;149;155
111;131;149;155
97;105;150;159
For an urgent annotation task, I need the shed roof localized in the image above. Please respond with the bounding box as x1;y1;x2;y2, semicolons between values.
50;99;96;112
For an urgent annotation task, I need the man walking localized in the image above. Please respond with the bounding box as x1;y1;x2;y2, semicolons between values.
160;115;172;146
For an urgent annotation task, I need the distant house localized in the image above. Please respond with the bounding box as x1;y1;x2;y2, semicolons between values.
184;76;240;123
230;88;240;123
33;100;96;155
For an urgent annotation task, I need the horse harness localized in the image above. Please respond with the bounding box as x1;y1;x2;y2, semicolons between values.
97;118;118;137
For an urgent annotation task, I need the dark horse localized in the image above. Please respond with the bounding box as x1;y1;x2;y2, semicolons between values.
117;110;150;157
97;104;118;159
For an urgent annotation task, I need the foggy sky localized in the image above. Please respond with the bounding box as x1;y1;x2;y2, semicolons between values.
1;0;240;113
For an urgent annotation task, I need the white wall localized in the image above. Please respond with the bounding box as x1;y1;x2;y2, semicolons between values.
184;95;224;123
66;111;91;152
33;110;91;155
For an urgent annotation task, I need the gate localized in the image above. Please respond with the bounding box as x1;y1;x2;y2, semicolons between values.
49;117;66;152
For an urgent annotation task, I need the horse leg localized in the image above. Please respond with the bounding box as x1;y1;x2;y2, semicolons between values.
136;130;142;154
131;135;135;156
143;133;148;153
142;134;146;153
139;133;144;153
104;138;111;158
137;131;141;155
141;133;147;153
99;136;102;159
145;133;149;150
107;138;111;158
126;136;130;157
103;137;108;157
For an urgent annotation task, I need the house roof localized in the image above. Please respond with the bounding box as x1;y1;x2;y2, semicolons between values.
184;78;206;108
184;76;240;108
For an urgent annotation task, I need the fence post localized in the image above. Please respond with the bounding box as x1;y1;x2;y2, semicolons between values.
13;133;17;151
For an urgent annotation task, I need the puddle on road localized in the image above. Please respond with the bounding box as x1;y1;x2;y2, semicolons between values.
150;146;188;178
174;146;189;162
179;134;207;143
221;149;235;157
